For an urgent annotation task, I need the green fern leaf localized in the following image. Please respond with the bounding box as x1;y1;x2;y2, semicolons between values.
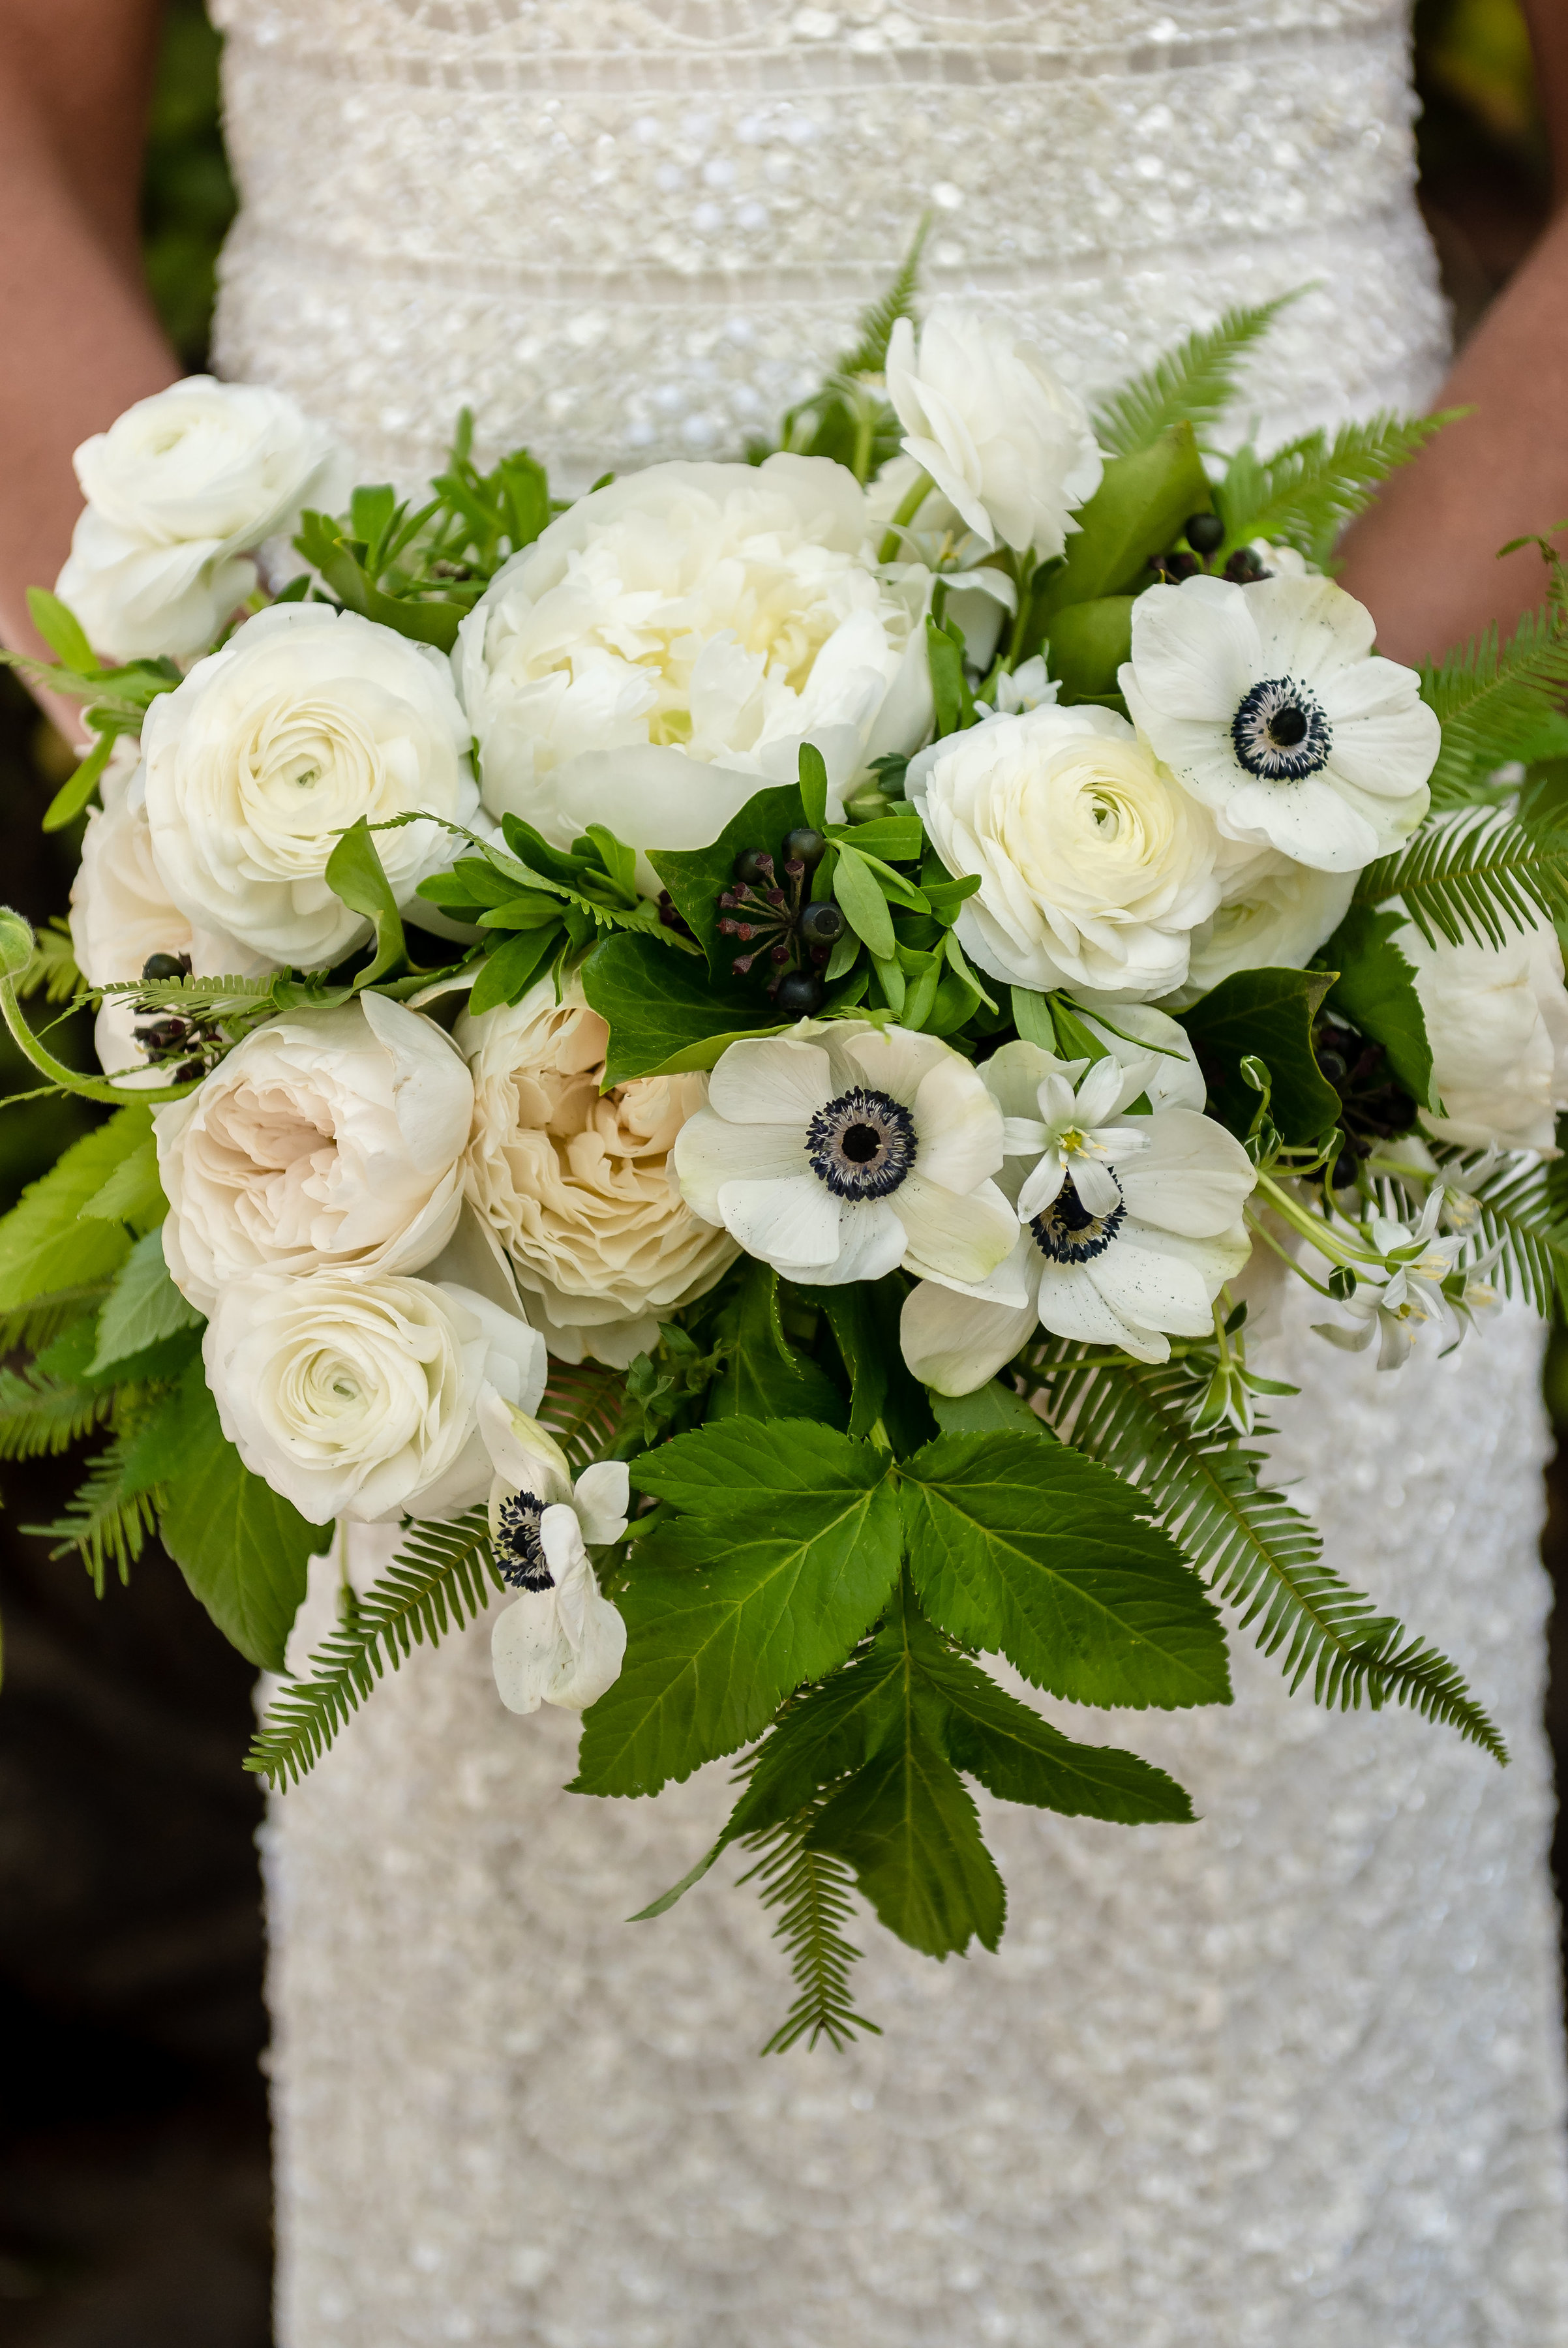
1092;295;1296;459
95;972;279;1023
539;1359;624;1470
18;919;82;1006
836;217;930;378
738;1803;882;2056
1355;807;1568;950
1029;1348;1505;1760
27;1432;163;1595
1216;411;1454;567
0;1362;112;1460
246;1509;500;1788
1438;1149;1568;1314
1417;603;1568;806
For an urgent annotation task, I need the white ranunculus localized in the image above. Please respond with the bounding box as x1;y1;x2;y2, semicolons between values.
674;1019;1018;1289
140;603;479;969
884;305;1103;563
907;702;1222;1001
457;978;737;1368
1395;908;1568;1152
901;1044;1254;1392
156;993;474;1312
481;1397;628;1715
68;739;264;1082
1119;573;1438;872
457;457;933;883
56;377;350;660
1166;842;1356;1008
204;1269;545;1524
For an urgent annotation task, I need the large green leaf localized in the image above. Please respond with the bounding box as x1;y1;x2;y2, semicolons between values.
898;1430;1230;1710
1034;425;1211;620
145;1360;333;1670
0;1107;151;1316
573;1417;902;1796
650;781;807;980
580;930;782;1085
1178;966;1339;1144
1044;595;1135;702
1319;904;1435;1109
706;1261;847;1428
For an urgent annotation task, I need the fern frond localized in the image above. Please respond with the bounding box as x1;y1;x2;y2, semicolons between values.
27;1436;162;1594
1216;410;1454;567
836;217;929;378
0;1363;111;1460
539;1359;624;1471
1355;807;1568;950
1438;1149;1568;1314
1092;295;1295;459
1418;602;1568;806
1029;1348;1506;1761
0;1289;109;1354
738;1805;881;2056
246;1509;499;1788
18;919;82;1005
95;972;277;1021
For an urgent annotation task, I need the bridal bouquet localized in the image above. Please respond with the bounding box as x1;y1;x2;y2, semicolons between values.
7;266;1568;2051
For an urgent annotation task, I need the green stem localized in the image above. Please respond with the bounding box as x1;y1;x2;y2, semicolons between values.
0;976;197;1107
1244;1207;1338;1297
877;468;935;564
1252;1171;1379;1268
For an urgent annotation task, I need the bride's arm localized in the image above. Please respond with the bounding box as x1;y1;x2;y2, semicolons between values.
0;0;177;729
1336;0;1568;664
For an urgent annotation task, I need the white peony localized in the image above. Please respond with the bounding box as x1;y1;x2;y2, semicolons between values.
456;457;932;882
907;702;1222;1001
1167;842;1355;1008
204;1268;545;1524
1119;573;1438;872
156;993;474;1312
901;1044;1254;1391
674;1019;1018;1289
140;603;480;969
1395;908;1568;1152
57;377;349;660
481;1396;628;1716
68;740;258;1081
884;305;1103;563
457;978;737;1368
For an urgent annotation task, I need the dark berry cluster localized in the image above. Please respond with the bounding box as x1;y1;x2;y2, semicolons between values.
1150;512;1273;588
717;827;845;1017
132;951;224;1083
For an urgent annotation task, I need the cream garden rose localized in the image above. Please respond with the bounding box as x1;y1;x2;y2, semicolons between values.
907;702;1222;1001
140;603;480;969
156;993;474;1312
204;1269;545;1524
884;305;1103;562
457;978;737;1366
456;456;933;882
57;377;349;660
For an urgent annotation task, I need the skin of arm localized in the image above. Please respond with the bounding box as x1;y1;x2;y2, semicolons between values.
1336;0;1568;664
0;0;177;738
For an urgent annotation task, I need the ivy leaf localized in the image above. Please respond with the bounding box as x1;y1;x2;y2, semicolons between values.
1319;904;1436;1110
325;817;406;987
145;1359;333;1670
581;930;782;1083
650;781;806;979
898;1430;1230;1710
1179;966;1339;1144
572;1418;901;1796
706;1260;847;1428
88;1229;204;1377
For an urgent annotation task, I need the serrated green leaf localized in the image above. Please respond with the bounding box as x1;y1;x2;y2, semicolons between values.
706;1260;847;1428
898;1430;1230;1710
88;1228;204;1376
573;1418;901;1796
1419;603;1568;807
930;1382;1046;1440
77;1137;166;1231
1179;966;1339;1143
0;1109;150;1315
1319;903;1434;1108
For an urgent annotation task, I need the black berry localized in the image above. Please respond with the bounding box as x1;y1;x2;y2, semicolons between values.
775;970;825;1016
734;848;775;887
798;901;844;946
781;827;827;870
1184;511;1224;556
141;951;189;982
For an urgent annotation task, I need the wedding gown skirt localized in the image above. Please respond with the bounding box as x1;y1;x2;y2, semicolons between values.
206;0;1568;2338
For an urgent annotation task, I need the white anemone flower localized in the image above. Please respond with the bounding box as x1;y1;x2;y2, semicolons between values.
672;1020;1019;1290
901;1043;1255;1393
1119;573;1439;872
1313;1193;1464;1371
480;1394;629;1717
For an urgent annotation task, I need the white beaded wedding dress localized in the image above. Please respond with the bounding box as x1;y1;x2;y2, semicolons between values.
207;3;1568;2340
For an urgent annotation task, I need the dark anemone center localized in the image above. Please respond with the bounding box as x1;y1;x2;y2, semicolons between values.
805;1087;917;1201
1230;675;1332;782
1030;1172;1125;1265
497;1490;552;1591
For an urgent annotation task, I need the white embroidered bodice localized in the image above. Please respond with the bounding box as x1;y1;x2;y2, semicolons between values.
206;3;1568;2342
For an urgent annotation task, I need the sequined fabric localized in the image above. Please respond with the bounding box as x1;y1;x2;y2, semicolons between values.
219;2;1568;2336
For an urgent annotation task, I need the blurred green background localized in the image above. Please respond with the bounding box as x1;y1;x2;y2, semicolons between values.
0;6;1559;2343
